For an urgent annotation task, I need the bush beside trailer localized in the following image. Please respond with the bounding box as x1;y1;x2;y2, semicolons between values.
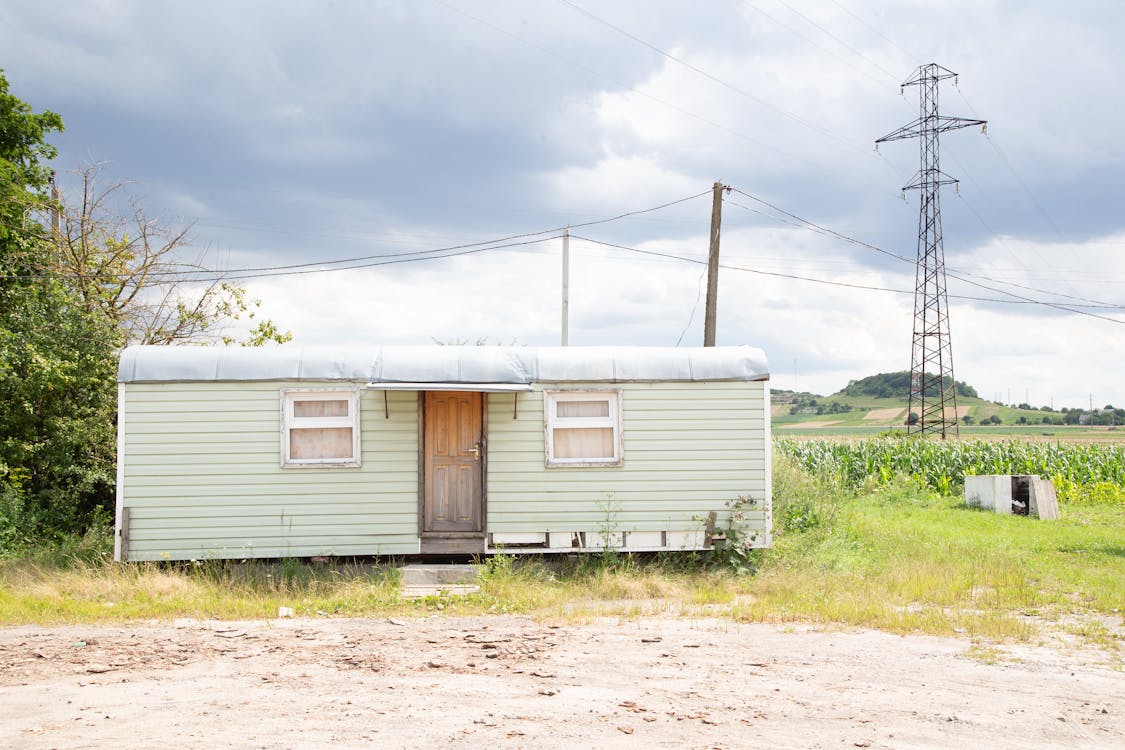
115;345;771;561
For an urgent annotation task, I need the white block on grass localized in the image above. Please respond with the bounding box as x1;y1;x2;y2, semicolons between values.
965;475;1012;514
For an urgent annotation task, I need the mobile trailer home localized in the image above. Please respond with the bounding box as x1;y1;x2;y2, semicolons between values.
115;345;771;561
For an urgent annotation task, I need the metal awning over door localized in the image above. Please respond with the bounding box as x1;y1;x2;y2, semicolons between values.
364;382;532;392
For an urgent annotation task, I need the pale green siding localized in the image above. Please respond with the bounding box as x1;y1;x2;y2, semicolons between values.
120;379;770;561
485;381;770;547
120;383;420;561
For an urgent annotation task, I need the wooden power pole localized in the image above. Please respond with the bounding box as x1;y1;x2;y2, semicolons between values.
703;181;726;346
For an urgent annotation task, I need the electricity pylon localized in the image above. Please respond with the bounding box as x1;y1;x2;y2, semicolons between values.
877;64;985;439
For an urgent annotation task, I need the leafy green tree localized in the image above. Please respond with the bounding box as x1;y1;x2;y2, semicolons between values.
1;70;119;544
1;72;291;547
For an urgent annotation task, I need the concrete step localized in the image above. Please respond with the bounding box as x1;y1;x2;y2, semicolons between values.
398;564;480;587
401;584;481;598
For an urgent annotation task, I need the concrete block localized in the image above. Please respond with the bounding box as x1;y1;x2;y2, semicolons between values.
965;475;1012;514
401;584;480;598
398;564;479;586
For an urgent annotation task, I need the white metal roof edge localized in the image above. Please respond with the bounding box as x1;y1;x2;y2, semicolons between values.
365;382;534;392
118;345;769;384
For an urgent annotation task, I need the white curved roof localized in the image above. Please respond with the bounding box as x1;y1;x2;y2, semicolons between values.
118;345;769;384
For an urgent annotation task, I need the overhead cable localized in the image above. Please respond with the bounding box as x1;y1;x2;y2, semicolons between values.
728;187;1125;312
569;233;1125;324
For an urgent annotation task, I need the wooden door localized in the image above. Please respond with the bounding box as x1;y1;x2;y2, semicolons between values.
423;391;483;533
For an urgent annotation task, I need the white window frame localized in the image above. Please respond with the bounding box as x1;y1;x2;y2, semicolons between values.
544;389;623;468
280;388;361;468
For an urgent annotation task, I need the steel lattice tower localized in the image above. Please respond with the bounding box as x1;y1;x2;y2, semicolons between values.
877;64;985;439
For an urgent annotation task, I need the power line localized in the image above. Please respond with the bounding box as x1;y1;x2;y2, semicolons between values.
218;188;710;276
825;0;921;69
748;0;897;86
7;236;567;285
723;195;1125;293
727;186;1125;312
552;0;885;159
18;190;711;282
569;233;1125;322
432;0;803;162
675;265;708;347
846;17;1096;316
729;187;914;263
570;232;909;293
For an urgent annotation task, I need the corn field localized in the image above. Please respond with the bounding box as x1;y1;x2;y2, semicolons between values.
775;438;1125;503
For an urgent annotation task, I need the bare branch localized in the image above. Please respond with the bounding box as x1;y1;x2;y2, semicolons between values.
47;163;290;346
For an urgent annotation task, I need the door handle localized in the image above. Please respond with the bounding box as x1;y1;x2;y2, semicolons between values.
470;443;481;460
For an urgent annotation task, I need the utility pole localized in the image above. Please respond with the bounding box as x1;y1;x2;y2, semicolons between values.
561;226;570;346
877;64;985;439
703;181;728;347
48;170;62;243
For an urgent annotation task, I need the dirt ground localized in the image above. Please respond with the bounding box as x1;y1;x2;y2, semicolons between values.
777;420;842;429
864;407;904;422
1;615;1122;749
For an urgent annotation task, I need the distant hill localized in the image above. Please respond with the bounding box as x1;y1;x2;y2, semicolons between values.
836;372;979;400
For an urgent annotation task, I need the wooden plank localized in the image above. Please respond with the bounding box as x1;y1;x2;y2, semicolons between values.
1029;478;1060;520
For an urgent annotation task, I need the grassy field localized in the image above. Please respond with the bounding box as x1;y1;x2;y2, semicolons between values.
775;422;1125;442
773;391;1123;442
1;446;1121;657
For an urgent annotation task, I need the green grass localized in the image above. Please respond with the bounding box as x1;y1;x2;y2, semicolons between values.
752;461;1124;640
1;448;1122;655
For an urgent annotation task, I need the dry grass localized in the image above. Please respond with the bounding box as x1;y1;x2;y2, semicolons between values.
1;455;1122;656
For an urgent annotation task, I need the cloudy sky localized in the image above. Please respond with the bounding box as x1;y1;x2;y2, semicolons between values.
3;0;1123;408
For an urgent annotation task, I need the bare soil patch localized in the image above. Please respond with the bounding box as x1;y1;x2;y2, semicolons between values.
864;407;904;421
778;420;841;429
1;615;1121;749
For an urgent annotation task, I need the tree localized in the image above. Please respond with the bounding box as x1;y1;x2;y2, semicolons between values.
838;371;979;400
1;73;291;546
54;164;291;346
1;70;118;543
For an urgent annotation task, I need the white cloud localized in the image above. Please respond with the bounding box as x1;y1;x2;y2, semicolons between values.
2;0;1122;408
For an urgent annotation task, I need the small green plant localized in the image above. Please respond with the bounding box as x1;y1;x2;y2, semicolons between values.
592;493;623;569
702;495;765;574
276;557;310;585
480;551;515;581
778;496;823;533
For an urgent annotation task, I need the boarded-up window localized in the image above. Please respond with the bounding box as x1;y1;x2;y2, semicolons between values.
281;389;361;467
544;390;622;467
